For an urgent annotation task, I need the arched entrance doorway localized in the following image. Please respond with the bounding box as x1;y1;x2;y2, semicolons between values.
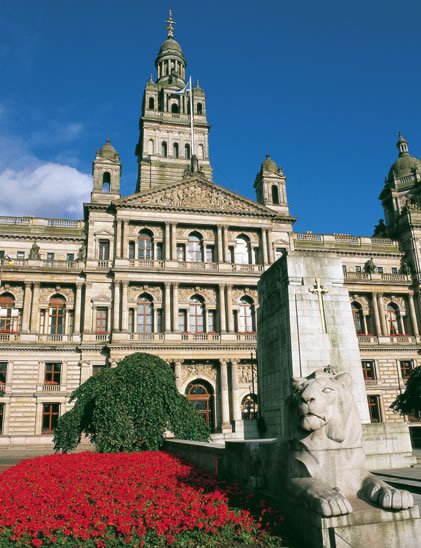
185;380;214;431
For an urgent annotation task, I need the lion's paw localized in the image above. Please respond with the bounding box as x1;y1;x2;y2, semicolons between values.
366;483;413;510
310;487;353;517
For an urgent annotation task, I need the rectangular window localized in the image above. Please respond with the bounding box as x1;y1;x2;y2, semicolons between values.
156;309;163;333
355;265;362;273
47;252;55;261
44;363;61;385
400;360;413;380
0;361;7;388
375;266;384;273
98;240;110;261
17;251;25;260
342;265;347;273
92;364;106;376
362;360;376;381
42;403;60;434
156;243;163;260
207;310;216;332
0;251;4;260
205;246;215;263
67;253;75;262
176;244;185;261
129;241;135;260
367;395;382;423
178;309;187;332
96;307;108;334
129;309;134;333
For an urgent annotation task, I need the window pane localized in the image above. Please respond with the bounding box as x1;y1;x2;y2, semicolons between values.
42;403;60;433
98;240;110;261
0;362;7;384
367;395;381;423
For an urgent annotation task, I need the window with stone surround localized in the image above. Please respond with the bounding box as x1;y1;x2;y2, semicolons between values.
96;308;108;334
48;295;66;336
0;361;6;390
351;301;365;334
238;297;255;333
44;363;61;386
0;293;19;333
92;364;107;376
138;230;153;260
137;294;153;334
367;395;382;423
42;403;60;434
98;239;110;261
400;360;414;381
0;403;4;434
362;360;376;381
207;310;216;333
234;235;251;264
102;172;110;192
161;141;168;157
187;232;204;262
189;295;205;333
178;309;187;332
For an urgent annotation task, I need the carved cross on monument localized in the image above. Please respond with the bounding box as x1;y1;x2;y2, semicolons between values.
309;278;328;333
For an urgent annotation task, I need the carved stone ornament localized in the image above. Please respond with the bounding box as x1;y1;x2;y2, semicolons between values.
239;364;257;385
178;287;216;304
127;224;162;238
232;288;258;304
182;364;217;384
382;295;406;313
120;180;269;214
129;285;163;304
228;230;259;245
39;287;75;305
350;295;370;314
177;228;215;241
0;285;24;301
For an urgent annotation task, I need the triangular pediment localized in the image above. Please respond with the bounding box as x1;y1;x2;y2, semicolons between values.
114;178;276;216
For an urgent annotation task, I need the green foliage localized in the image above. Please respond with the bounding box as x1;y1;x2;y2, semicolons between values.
390;366;421;417
54;353;210;453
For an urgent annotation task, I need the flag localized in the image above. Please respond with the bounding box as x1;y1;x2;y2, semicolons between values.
173;80;191;95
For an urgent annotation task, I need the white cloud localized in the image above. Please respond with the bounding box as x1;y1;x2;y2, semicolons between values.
0;162;91;218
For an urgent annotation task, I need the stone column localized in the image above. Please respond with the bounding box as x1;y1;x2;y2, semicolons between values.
217;226;223;263
21;282;32;333
83;282;93;334
165;223;171;261
266;229;274;264
408;292;419;336
222;226;229;263
372;293;382;337
121;281;129;333
377;293;387;335
30;282;40;333
261;228;268;264
122;221;128;259
362;314;368;335
74;282;83;335
171;223;177;261
115;220;122;259
174;360;183;392
172;283;179;332
164;282;171;332
220;359;232;432
219;284;226;332
231;359;241;422
226;284;234;332
113;281;121;332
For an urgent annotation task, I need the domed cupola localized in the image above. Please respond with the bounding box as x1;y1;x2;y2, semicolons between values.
254;154;289;215
386;133;421;189
91;138;121;204
155;10;186;87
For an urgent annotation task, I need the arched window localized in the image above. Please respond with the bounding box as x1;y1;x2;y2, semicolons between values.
241;393;258;420
351;301;364;334
187;232;203;262
185;143;191;160
137;294;153;334
0;293;18;333
138;229;153;260
387;302;401;335
239;296;255;333
161;141;168;157
173;143;179;158
148;97;155;110
189;295;205;334
128;241;135;260
171;103;179;114
198;144;204;159
234;235;251;264
49;295;66;336
185;380;214;428
271;185;279;204
197;102;203;115
102;172;110;193
148;139;154;155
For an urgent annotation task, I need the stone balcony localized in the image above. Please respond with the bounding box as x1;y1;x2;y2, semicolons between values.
113;258;264;274
293;232;401;253
0;258;82;272
112;332;257;344
357;334;420;345
344;271;411;284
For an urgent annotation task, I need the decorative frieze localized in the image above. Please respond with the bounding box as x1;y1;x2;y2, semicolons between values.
129;285;163;304
181;363;217;384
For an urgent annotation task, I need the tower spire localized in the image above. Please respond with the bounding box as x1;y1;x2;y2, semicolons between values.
165;10;176;38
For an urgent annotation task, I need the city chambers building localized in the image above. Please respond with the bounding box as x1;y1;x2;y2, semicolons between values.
1;18;421;449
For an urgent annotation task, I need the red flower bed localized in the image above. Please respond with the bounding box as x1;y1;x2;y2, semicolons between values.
0;452;284;546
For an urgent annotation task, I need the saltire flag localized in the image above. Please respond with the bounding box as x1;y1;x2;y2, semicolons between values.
173;80;191;95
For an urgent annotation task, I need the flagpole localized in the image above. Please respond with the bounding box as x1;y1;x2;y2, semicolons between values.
189;76;195;156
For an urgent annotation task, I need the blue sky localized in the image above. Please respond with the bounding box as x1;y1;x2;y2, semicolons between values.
1;1;420;235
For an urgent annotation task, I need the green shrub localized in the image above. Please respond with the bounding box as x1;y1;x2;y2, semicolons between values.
54;352;210;453
391;365;421;418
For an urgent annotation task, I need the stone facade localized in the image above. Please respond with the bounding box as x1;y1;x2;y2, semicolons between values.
0;24;420;449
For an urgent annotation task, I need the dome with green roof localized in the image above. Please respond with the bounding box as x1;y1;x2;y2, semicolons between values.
262;154;278;173
158;37;184;57
97;138;119;160
387;133;421;184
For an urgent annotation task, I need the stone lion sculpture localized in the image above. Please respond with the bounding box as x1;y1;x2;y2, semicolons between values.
284;369;414;517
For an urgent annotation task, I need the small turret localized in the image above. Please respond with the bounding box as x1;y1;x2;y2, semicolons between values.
91;138;121;204
254;154;289;215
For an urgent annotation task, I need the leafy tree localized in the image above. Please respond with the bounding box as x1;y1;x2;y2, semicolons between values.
54;352;210;453
390;366;421;418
